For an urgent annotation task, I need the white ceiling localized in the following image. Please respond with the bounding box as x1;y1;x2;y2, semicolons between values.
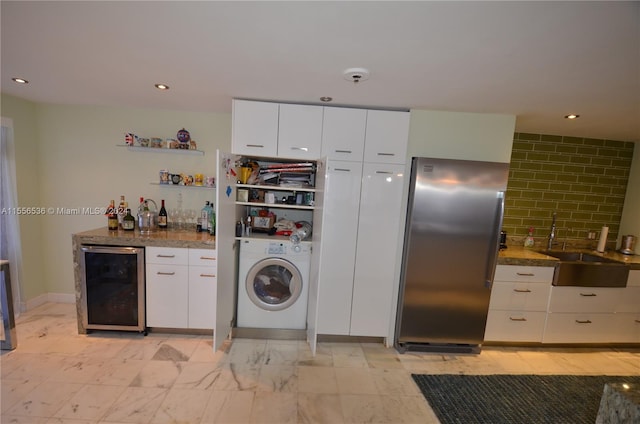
2;1;639;142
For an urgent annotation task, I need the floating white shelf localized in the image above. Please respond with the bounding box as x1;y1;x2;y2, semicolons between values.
150;182;216;190
117;145;205;156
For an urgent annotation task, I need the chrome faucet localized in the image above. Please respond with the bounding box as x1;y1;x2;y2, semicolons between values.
547;212;557;250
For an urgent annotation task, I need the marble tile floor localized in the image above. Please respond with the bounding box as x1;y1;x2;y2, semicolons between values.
1;303;639;424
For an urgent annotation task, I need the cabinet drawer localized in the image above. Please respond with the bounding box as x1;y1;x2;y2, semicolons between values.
548;287;622;313
189;249;217;268
612;313;640;343
484;310;546;342
616;287;640;313
543;313;616;343
494;265;554;283
628;270;640;287
146;247;188;265
489;282;551;311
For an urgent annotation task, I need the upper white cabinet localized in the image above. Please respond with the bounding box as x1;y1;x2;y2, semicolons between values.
364;110;410;164
232;100;323;160
321;107;367;161
278;104;323;160
232;100;411;164
232;100;279;157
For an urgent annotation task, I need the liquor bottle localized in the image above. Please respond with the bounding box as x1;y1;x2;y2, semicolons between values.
158;199;168;229
122;208;135;231
117;195;126;228
209;202;216;236
107;200;118;231
200;201;210;233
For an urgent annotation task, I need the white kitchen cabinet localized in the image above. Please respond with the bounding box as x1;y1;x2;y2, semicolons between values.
350;163;406;337
363;110;410;164
484;265;553;342
188;249;217;330
543;286;624;343
232;100;279;157
278;104;323;160
547;287;622;313
316;161;363;335
543;313;617;343
613;273;640;343
146;247;189;328
321;107;367;161
146;246;216;330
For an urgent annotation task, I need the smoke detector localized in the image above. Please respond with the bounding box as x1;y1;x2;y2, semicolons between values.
343;67;370;84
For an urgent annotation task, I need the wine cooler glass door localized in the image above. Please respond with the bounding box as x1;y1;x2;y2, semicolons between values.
81;246;145;332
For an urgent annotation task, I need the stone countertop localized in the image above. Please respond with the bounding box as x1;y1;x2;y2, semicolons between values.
73;227;215;249
498;245;640;270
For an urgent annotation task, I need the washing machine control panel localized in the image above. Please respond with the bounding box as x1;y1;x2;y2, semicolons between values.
267;243;287;255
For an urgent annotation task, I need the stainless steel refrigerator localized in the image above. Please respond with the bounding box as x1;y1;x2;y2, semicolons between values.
395;157;509;353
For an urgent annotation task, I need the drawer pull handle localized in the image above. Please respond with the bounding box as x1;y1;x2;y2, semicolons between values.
157;271;175;276
157;254;175;258
516;272;535;276
575;319;592;324
199;256;216;261
377;153;395;156
509;317;527;322
376;171;394;174
335;168;352;172
246;144;264;148
200;273;216;278
580;293;597;297
290;146;309;152
335;149;352;153
513;288;532;293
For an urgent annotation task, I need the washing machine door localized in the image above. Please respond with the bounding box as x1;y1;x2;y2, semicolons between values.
246;257;302;311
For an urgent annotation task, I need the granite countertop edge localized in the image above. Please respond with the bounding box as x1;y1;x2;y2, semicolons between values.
498;245;640;270
73;227;215;249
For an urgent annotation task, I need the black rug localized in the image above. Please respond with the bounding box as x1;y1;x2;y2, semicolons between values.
412;374;640;424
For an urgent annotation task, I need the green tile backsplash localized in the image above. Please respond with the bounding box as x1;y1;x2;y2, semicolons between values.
503;133;634;247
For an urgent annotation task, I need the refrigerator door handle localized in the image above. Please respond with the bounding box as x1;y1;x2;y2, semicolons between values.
484;191;505;288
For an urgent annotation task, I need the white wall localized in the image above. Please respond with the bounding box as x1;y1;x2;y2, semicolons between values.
407;109;516;163
1;94;46;305
1;97;232;301
619;143;640;253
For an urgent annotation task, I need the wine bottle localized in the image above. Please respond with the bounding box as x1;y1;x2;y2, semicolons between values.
158;199;168;229
107;200;118;231
123;208;135;231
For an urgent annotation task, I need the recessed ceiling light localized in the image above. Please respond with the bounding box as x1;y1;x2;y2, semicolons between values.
320;97;333;102
154;83;170;90
564;114;580;119
12;77;29;84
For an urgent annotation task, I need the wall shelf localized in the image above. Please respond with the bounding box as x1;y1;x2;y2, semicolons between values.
117;145;205;156
236;201;314;210
150;182;216;190
236;183;316;193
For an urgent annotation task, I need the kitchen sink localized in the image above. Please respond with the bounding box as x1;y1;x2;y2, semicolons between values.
539;250;630;287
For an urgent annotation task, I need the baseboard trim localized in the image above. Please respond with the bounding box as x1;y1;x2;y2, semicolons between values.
23;292;75;312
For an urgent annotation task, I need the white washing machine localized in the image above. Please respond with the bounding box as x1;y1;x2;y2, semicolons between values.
237;239;311;329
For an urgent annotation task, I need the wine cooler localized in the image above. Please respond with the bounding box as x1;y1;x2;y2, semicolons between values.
80;245;146;333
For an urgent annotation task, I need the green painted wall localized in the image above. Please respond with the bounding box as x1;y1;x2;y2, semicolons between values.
503;132;634;248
